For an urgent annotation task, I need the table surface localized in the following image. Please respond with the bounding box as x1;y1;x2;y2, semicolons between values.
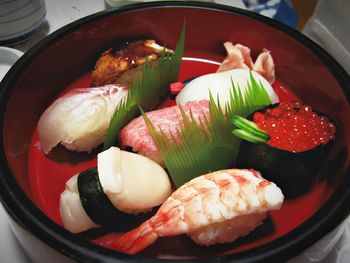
1;1;349;262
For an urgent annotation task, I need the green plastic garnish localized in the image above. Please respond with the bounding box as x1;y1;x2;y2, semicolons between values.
104;23;185;149
143;72;272;188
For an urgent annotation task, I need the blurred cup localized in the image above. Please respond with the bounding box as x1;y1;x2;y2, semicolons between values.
0;0;46;46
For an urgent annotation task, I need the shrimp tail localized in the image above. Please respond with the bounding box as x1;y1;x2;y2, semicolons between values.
111;221;159;254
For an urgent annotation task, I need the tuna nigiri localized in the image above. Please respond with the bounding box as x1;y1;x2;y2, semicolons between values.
120;100;210;165
101;168;284;254
38;84;127;154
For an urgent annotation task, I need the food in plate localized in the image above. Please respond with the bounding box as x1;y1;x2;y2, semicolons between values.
38;38;181;154
104;169;284;254
216;42;275;84
175;68;279;108
60;147;171;233
33;29;335;255
91;40;172;87
234;102;336;197
120;100;210;165
176;42;277;107
252;102;335;151
38;85;127;154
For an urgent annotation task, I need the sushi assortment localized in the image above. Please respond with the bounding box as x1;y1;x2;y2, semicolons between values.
35;30;336;255
38;40;175;154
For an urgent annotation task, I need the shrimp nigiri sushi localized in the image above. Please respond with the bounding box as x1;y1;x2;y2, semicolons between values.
38;84;127;154
102;168;284;254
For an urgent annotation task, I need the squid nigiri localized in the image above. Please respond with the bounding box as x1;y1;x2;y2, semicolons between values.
175;68;279;108
38;84;127;154
102;169;284;254
176;42;278;108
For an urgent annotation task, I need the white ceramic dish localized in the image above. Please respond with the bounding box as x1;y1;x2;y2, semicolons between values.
0;47;23;80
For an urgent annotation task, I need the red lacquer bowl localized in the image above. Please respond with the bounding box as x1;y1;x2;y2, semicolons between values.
1;2;350;263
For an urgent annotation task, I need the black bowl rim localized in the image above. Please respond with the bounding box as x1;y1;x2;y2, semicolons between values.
1;1;350;263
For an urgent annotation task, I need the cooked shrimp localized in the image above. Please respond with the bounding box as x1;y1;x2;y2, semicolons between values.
106;169;284;254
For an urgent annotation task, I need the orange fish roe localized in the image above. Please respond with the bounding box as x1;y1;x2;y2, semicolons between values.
252;101;336;153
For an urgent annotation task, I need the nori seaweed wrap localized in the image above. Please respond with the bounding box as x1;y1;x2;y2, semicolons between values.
235;102;336;198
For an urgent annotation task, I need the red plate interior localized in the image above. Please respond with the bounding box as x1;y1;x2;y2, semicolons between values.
28;56;335;259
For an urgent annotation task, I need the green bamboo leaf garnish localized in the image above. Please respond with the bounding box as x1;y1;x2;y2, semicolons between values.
103;23;185;149
143;72;273;188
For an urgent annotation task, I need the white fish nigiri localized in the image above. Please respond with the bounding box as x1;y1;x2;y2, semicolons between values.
38;85;127;154
176;68;279;108
60;147;172;233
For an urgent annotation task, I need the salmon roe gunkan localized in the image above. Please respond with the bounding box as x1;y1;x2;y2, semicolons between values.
252;101;336;153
